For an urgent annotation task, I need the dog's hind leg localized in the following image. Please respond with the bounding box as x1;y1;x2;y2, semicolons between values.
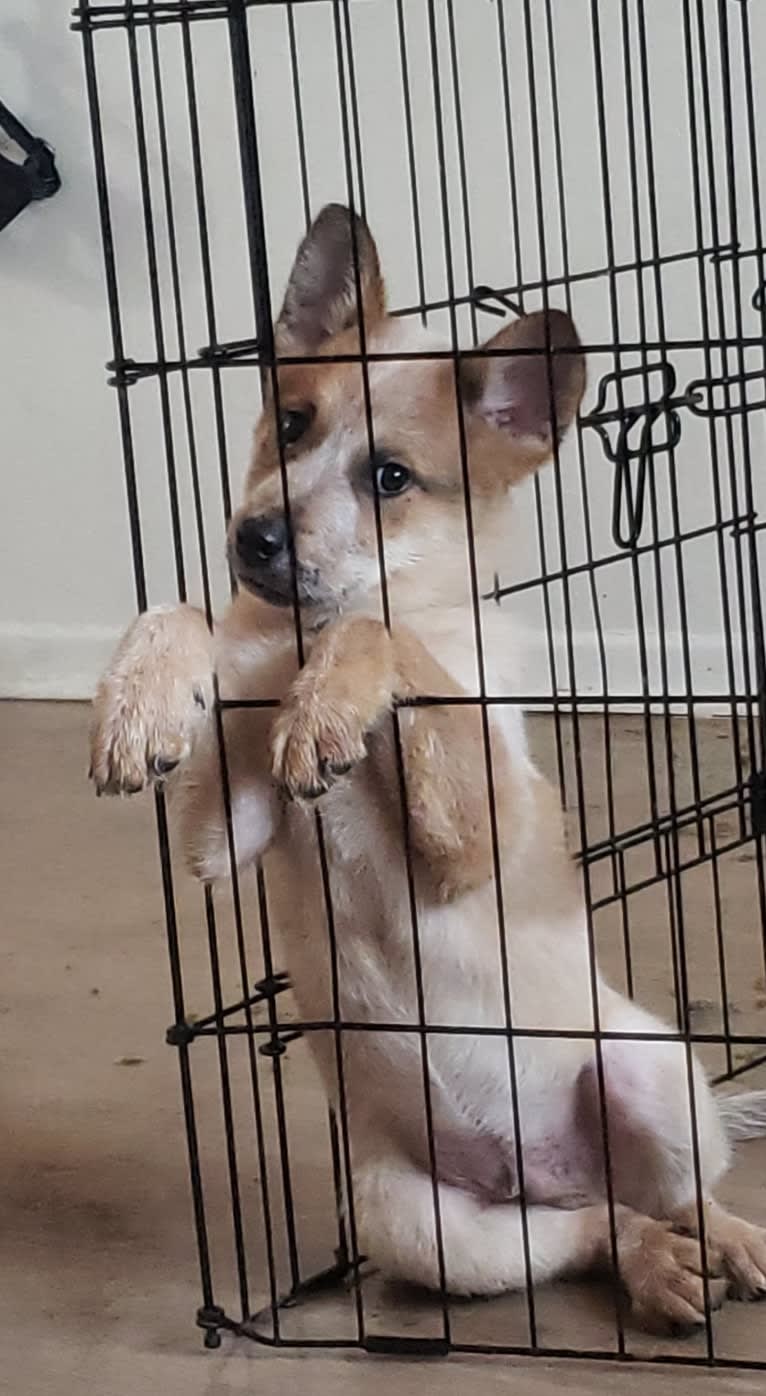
354;1154;726;1331
580;996;766;1304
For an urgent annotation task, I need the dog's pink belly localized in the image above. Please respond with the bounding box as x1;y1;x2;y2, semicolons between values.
521;1134;602;1207
433;1124;600;1208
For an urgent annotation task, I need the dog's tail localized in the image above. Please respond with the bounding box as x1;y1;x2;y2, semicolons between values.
718;1089;766;1141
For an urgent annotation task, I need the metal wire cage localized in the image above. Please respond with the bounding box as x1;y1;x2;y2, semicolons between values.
74;0;766;1372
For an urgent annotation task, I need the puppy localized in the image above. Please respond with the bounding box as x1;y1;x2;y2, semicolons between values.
91;204;766;1331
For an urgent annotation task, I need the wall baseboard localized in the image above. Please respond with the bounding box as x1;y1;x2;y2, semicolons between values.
0;620;753;715
0;623;121;700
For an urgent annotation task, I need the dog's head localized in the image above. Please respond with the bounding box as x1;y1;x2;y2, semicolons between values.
229;204;584;620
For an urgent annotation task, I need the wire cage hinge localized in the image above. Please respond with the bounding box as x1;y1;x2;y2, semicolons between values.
165;970;294;1049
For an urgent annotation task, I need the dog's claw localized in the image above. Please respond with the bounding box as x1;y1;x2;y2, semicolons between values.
152;755;180;777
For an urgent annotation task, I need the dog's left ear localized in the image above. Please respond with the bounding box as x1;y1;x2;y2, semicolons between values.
462;309;585;473
275;203;386;354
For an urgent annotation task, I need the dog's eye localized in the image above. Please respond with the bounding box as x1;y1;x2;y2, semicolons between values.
375;461;411;496
279;408;312;447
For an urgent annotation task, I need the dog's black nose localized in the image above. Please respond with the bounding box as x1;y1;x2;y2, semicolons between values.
236;514;288;565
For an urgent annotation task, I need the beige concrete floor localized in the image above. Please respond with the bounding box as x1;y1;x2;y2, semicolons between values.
2;699;765;1396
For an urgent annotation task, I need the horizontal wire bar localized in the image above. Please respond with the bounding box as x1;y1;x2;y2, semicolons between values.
391;242;761;321
216;1300;766;1366
590;828;756;906
583;782;748;862
74;0;334;19
712;1050;766;1088
105;334;766;381
218;693;763;711
184;1018;766;1046
72;6;228;30
492;514;757;599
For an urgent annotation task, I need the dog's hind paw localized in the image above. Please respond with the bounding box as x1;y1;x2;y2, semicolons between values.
618;1216;726;1334
715;1214;766;1301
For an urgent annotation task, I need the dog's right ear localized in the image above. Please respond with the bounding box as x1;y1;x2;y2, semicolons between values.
274;203;386;355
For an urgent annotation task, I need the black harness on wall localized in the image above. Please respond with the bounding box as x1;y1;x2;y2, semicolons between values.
0;99;60;233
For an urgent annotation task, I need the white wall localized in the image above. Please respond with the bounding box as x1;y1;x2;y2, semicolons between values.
1;0;764;703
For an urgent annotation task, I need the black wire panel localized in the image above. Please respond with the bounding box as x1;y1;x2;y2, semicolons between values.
76;0;766;1370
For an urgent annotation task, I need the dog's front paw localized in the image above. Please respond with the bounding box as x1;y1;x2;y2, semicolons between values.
619;1217;726;1333
90;671;209;796
714;1214;766;1301
271;692;368;801
89;609;212;796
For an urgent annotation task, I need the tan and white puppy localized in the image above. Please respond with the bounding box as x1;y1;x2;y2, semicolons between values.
91;205;766;1331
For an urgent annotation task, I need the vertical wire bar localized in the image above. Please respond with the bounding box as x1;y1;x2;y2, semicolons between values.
79;1;216;1327
496;2;524;315
176;3;234;535
496;0;567;811
80;8;147;612
395;0;428;326
616;846;635;1000
226;0;369;1341
588;1;663;879
544;0;647;1353
135;3;254;1331
734;0;766;768
339;2;366;222
716;0;766;779
680;0;745;835
629;36;717;1286
173;5;290;1323
335;0;452;1339
255;864;302;1292
175;10;283;1334
662;829;717;1359
422;0;544;1347
543;0;621;897
444;0;478;346
147;0;258;1326
124;0;187;601
618;0;684;902
203;884;251;1321
709;816;735;1080
327;1108;350;1268
243;0;372;1338
631;4;716;1346
155;799;217;1314
314;821;367;1342
632;0;705;853
735;0;766;979
286;3;311;231
695;0;755;835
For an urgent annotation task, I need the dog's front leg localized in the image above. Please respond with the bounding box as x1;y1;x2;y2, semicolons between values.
90;602;282;880
271;616;514;900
